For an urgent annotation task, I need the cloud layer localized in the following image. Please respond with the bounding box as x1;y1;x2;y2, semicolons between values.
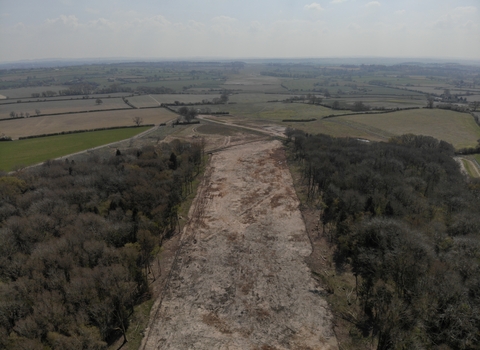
0;0;479;62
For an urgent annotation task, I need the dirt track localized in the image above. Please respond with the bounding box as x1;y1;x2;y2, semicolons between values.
141;140;338;350
456;157;480;178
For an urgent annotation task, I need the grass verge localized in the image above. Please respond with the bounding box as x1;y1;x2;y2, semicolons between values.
113;299;154;350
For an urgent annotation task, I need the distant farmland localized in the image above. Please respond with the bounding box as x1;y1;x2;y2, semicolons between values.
0;108;177;139
0;126;151;171
196;99;346;121
0;86;68;99
0;97;130;119
128;94;221;108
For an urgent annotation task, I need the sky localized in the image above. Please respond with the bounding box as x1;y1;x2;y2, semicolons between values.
0;0;479;63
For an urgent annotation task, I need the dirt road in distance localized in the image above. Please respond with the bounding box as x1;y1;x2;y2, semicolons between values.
141;139;338;350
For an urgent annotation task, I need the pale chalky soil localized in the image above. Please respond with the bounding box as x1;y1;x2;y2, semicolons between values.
141;140;338;350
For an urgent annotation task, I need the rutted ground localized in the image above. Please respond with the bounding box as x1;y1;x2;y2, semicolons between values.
456;157;480;178
141;140;338;350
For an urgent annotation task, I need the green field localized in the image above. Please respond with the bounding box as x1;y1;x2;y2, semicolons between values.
128;93;220;108
280;78;319;91
228;93;291;104
286;109;480;149
0;127;151;171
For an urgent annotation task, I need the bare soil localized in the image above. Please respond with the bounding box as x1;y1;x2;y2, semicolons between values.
140;140;338;350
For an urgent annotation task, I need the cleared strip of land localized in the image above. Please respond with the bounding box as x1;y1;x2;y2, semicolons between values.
141;140;337;350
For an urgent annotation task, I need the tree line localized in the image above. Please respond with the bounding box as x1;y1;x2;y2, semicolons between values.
8;109;41;119
0;139;204;349
288;131;480;349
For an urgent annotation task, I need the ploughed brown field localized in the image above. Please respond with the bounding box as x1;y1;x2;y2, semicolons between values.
0;109;177;139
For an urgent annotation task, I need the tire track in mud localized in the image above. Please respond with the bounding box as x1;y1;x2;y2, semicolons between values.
141;140;338;350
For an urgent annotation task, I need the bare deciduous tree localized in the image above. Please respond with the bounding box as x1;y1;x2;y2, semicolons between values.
132;116;143;126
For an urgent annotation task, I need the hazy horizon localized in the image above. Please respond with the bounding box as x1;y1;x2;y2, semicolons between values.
1;0;479;63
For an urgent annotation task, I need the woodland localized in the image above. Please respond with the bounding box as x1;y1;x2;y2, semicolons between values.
0;140;203;349
289;131;480;349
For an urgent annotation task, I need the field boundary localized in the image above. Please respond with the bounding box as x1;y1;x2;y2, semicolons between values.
17;124;155;140
322;106;422;119
282;118;316;122
0;95;133;105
